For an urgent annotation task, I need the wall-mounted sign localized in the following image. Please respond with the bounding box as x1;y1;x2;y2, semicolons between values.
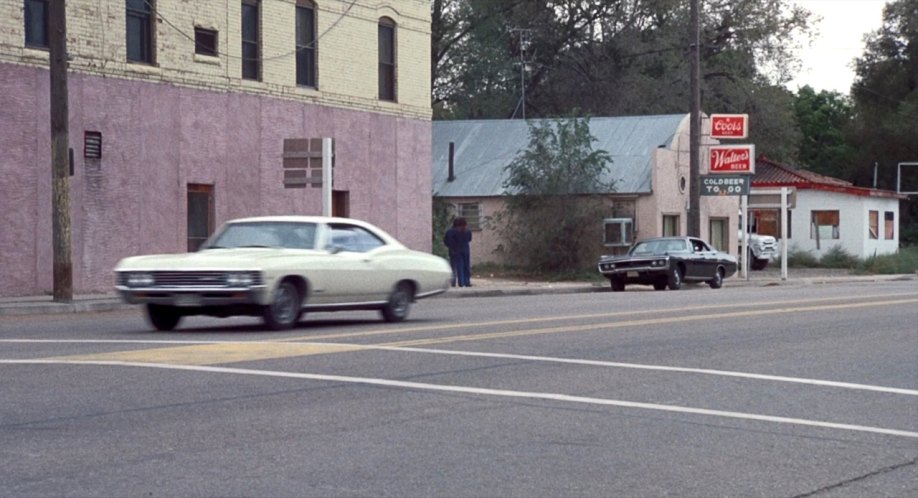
700;174;750;196
710;114;748;139
709;144;755;174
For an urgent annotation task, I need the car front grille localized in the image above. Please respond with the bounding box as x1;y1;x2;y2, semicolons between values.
117;271;263;288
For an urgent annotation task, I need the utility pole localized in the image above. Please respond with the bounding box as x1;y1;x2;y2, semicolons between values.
49;0;72;301
687;0;701;237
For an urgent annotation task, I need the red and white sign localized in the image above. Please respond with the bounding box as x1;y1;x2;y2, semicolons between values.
709;144;755;174
710;114;748;139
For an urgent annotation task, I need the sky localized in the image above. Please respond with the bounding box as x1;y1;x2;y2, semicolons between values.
786;0;889;94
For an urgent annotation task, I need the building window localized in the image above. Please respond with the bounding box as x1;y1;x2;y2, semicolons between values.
884;211;895;239
811;210;840;240
24;0;49;48
241;0;260;80
603;218;634;247
458;203;481;230
296;1;316;87
709;218;728;251
187;184;214;252
126;0;154;64
869;210;879;239
194;27;218;56
378;18;396;101
662;214;680;236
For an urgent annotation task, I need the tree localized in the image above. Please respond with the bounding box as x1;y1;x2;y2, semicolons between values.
848;0;918;244
430;0;815;161
493;115;613;271
792;86;855;178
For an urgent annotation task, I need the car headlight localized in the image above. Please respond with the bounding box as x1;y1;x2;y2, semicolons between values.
651;259;667;267
126;272;155;287
226;272;255;287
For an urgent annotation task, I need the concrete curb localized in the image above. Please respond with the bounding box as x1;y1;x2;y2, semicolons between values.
0;274;913;316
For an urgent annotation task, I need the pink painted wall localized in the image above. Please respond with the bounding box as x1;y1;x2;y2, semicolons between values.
0;63;432;297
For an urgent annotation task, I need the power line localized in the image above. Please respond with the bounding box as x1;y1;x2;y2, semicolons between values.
145;0;358;63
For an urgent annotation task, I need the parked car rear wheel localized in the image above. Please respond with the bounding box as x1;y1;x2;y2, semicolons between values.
709;267;725;289
146;304;182;331
668;266;682;290
262;280;302;330
381;282;413;322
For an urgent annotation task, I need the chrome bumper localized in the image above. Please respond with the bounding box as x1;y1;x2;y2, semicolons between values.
116;285;268;307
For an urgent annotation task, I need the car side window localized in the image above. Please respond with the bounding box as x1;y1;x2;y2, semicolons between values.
329;224;386;252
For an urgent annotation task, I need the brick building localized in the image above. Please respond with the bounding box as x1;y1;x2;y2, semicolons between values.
0;0;432;297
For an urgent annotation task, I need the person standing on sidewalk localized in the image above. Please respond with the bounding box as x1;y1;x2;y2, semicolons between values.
443;217;472;287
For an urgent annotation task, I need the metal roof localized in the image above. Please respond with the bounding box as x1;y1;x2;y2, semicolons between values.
432;114;688;197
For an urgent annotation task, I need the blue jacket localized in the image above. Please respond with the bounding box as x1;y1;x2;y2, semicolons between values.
443;227;472;255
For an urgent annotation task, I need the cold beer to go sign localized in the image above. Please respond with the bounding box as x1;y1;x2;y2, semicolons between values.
709;144;755;174
710;114;748;139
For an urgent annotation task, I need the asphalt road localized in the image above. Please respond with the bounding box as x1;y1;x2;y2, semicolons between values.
1;280;916;497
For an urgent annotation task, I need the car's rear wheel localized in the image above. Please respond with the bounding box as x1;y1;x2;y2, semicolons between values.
381;282;413;322
146;304;182;331
262;280;302;330
610;277;625;292
709;267;725;289
668;266;682;290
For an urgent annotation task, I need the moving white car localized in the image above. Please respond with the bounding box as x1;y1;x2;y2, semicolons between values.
115;216;452;331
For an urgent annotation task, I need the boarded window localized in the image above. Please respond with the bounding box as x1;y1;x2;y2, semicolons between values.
811;210;839;240
884;211;895;239
869;210;879;239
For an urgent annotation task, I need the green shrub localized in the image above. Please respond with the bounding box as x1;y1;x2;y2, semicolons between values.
784;247;820;268
858;247;918;274
819;245;858;268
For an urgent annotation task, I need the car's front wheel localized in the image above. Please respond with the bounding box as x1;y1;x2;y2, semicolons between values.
709;267;725;289
146;304;182;331
261;280;302;330
610;277;625;292
381;282;413;322
668;266;682;290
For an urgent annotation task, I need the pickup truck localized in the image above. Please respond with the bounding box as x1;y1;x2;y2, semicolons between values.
739;230;777;270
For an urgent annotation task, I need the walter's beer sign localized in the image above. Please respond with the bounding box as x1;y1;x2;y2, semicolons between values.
709;144;755;174
710;114;748;139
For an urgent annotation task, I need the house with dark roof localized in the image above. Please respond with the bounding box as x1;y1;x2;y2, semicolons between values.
748;157;905;258
431;115;738;264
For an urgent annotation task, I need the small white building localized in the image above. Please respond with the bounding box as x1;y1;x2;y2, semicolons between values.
749;158;905;259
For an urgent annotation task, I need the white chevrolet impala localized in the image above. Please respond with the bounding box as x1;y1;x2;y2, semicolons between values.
115;216;452;331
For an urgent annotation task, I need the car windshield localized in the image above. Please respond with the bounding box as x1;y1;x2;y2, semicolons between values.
630;239;688;255
206;222;317;250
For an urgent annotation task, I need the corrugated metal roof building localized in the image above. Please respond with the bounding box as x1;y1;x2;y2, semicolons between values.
431;115;740;265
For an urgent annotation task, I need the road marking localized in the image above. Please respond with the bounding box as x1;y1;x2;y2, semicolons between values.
3;359;917;439
4;337;916;397
40;341;362;366
279;292;918;343
18;297;918;367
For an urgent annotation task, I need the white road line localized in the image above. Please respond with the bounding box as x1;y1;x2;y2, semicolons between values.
3;338;915;397
3;359;917;439
346;344;918;397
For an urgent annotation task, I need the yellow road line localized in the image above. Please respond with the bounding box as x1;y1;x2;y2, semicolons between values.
49;297;917;365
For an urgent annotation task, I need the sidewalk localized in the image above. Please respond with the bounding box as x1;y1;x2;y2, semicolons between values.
1;270;914;317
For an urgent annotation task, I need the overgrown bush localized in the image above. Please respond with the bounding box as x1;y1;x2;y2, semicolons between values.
783;247;820;267
819;245;859;268
858;247;918;274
